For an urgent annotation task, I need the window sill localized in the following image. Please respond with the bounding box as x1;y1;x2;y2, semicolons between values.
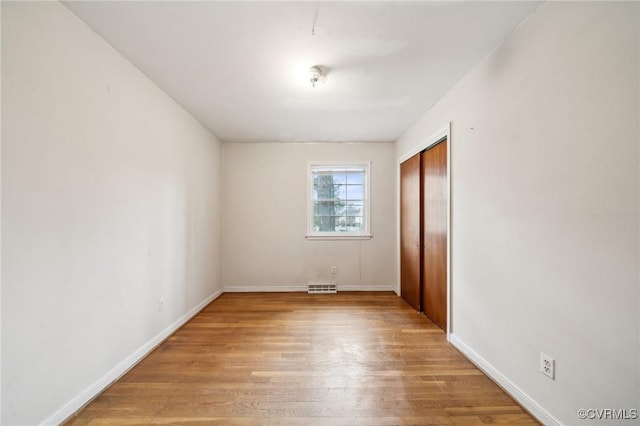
305;234;373;241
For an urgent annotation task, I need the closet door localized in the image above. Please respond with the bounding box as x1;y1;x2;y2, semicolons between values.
400;153;422;311
421;139;447;331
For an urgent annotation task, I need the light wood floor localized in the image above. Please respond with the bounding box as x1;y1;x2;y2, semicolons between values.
66;292;538;425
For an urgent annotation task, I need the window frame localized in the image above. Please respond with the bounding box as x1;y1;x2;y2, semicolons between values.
306;161;372;240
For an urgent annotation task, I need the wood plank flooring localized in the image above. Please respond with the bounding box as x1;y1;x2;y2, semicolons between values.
65;292;538;425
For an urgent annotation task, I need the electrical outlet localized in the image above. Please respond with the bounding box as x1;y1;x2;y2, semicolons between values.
540;353;555;380
331;266;337;274
158;298;165;312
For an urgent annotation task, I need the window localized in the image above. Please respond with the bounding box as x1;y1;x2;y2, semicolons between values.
307;162;372;239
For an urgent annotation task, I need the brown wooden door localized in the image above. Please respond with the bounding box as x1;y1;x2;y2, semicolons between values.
422;139;447;330
400;153;422;311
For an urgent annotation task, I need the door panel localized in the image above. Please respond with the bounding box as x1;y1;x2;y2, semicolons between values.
400;153;422;311
422;139;447;330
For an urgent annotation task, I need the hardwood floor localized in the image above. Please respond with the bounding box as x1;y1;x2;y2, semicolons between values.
65;292;538;425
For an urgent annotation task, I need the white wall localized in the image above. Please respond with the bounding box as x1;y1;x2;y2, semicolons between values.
0;2;4;422
397;2;639;425
223;142;395;291
2;2;223;425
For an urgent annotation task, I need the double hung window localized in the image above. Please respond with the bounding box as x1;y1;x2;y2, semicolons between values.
307;162;371;239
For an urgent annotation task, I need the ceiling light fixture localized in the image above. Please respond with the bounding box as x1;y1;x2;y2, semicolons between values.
309;66;326;88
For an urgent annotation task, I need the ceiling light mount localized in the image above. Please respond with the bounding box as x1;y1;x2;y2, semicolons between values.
309;65;327;88
309;65;322;87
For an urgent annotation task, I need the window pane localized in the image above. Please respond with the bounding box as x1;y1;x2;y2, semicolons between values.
315;215;356;232
346;184;363;200
346;172;363;185
314;215;336;232
314;201;345;216
330;173;347;185
346;202;363;216
313;175;335;200
346;216;363;232
335;216;347;231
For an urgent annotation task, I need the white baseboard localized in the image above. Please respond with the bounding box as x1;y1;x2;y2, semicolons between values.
223;284;396;293
42;288;223;426
449;333;561;426
224;285;306;292
337;284;396;292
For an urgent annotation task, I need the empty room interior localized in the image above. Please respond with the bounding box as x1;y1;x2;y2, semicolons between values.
2;1;639;425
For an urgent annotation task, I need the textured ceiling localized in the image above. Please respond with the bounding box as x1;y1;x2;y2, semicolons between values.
64;1;540;143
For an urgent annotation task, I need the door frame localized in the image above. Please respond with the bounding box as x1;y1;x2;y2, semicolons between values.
397;123;451;340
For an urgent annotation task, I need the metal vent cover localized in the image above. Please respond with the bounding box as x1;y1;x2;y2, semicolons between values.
307;283;337;294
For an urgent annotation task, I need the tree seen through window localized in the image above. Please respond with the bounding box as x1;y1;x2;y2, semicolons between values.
313;171;364;233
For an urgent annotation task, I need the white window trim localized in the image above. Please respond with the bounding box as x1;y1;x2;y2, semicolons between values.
306;161;372;240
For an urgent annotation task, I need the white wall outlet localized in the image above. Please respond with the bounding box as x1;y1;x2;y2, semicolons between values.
330;266;337;274
158;298;165;312
540;353;555;380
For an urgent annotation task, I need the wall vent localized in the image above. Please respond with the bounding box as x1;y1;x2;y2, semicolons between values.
307;282;337;294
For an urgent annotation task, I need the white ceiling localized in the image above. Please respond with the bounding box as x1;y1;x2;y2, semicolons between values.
64;1;540;143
